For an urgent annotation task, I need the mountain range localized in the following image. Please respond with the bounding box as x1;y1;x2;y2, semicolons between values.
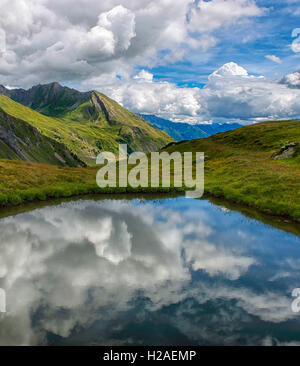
0;83;172;166
0;82;299;223
139;114;243;141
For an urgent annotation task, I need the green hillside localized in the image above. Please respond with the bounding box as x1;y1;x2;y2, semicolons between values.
164;120;300;221
0;106;85;167
0;90;172;165
60;91;173;153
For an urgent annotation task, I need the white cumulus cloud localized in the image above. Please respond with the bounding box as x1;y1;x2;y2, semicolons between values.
280;70;300;89
209;61;249;78
94;62;300;123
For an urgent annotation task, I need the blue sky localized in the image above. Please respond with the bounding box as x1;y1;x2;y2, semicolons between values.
148;0;300;88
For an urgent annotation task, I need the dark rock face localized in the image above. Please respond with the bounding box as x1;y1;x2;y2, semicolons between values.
0;111;28;160
272;142;299;160
0;85;12;97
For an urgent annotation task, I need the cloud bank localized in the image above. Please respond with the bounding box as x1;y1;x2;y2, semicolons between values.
0;1;299;123
0;0;192;86
98;62;300;124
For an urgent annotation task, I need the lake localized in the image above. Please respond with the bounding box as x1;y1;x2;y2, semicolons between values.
0;196;299;346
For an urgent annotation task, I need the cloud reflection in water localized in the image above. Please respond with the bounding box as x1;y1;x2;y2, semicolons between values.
0;198;299;345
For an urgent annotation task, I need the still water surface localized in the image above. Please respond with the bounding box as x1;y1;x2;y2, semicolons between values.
0;197;299;346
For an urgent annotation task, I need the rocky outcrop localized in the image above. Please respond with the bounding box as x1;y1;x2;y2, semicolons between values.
272;142;299;160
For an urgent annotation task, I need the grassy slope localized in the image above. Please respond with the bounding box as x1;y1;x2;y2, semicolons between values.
0;160;181;206
0;160;97;206
0;94;99;164
0;120;299;223
0;108;84;167
60;92;173;155
164;120;300;221
0;94;172;165
0;140;19;160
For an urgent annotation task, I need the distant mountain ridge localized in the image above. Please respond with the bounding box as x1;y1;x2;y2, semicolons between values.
0;82;90;117
0;83;173;165
139;114;243;141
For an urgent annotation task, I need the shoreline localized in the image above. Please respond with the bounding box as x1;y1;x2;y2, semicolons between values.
0;187;299;237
